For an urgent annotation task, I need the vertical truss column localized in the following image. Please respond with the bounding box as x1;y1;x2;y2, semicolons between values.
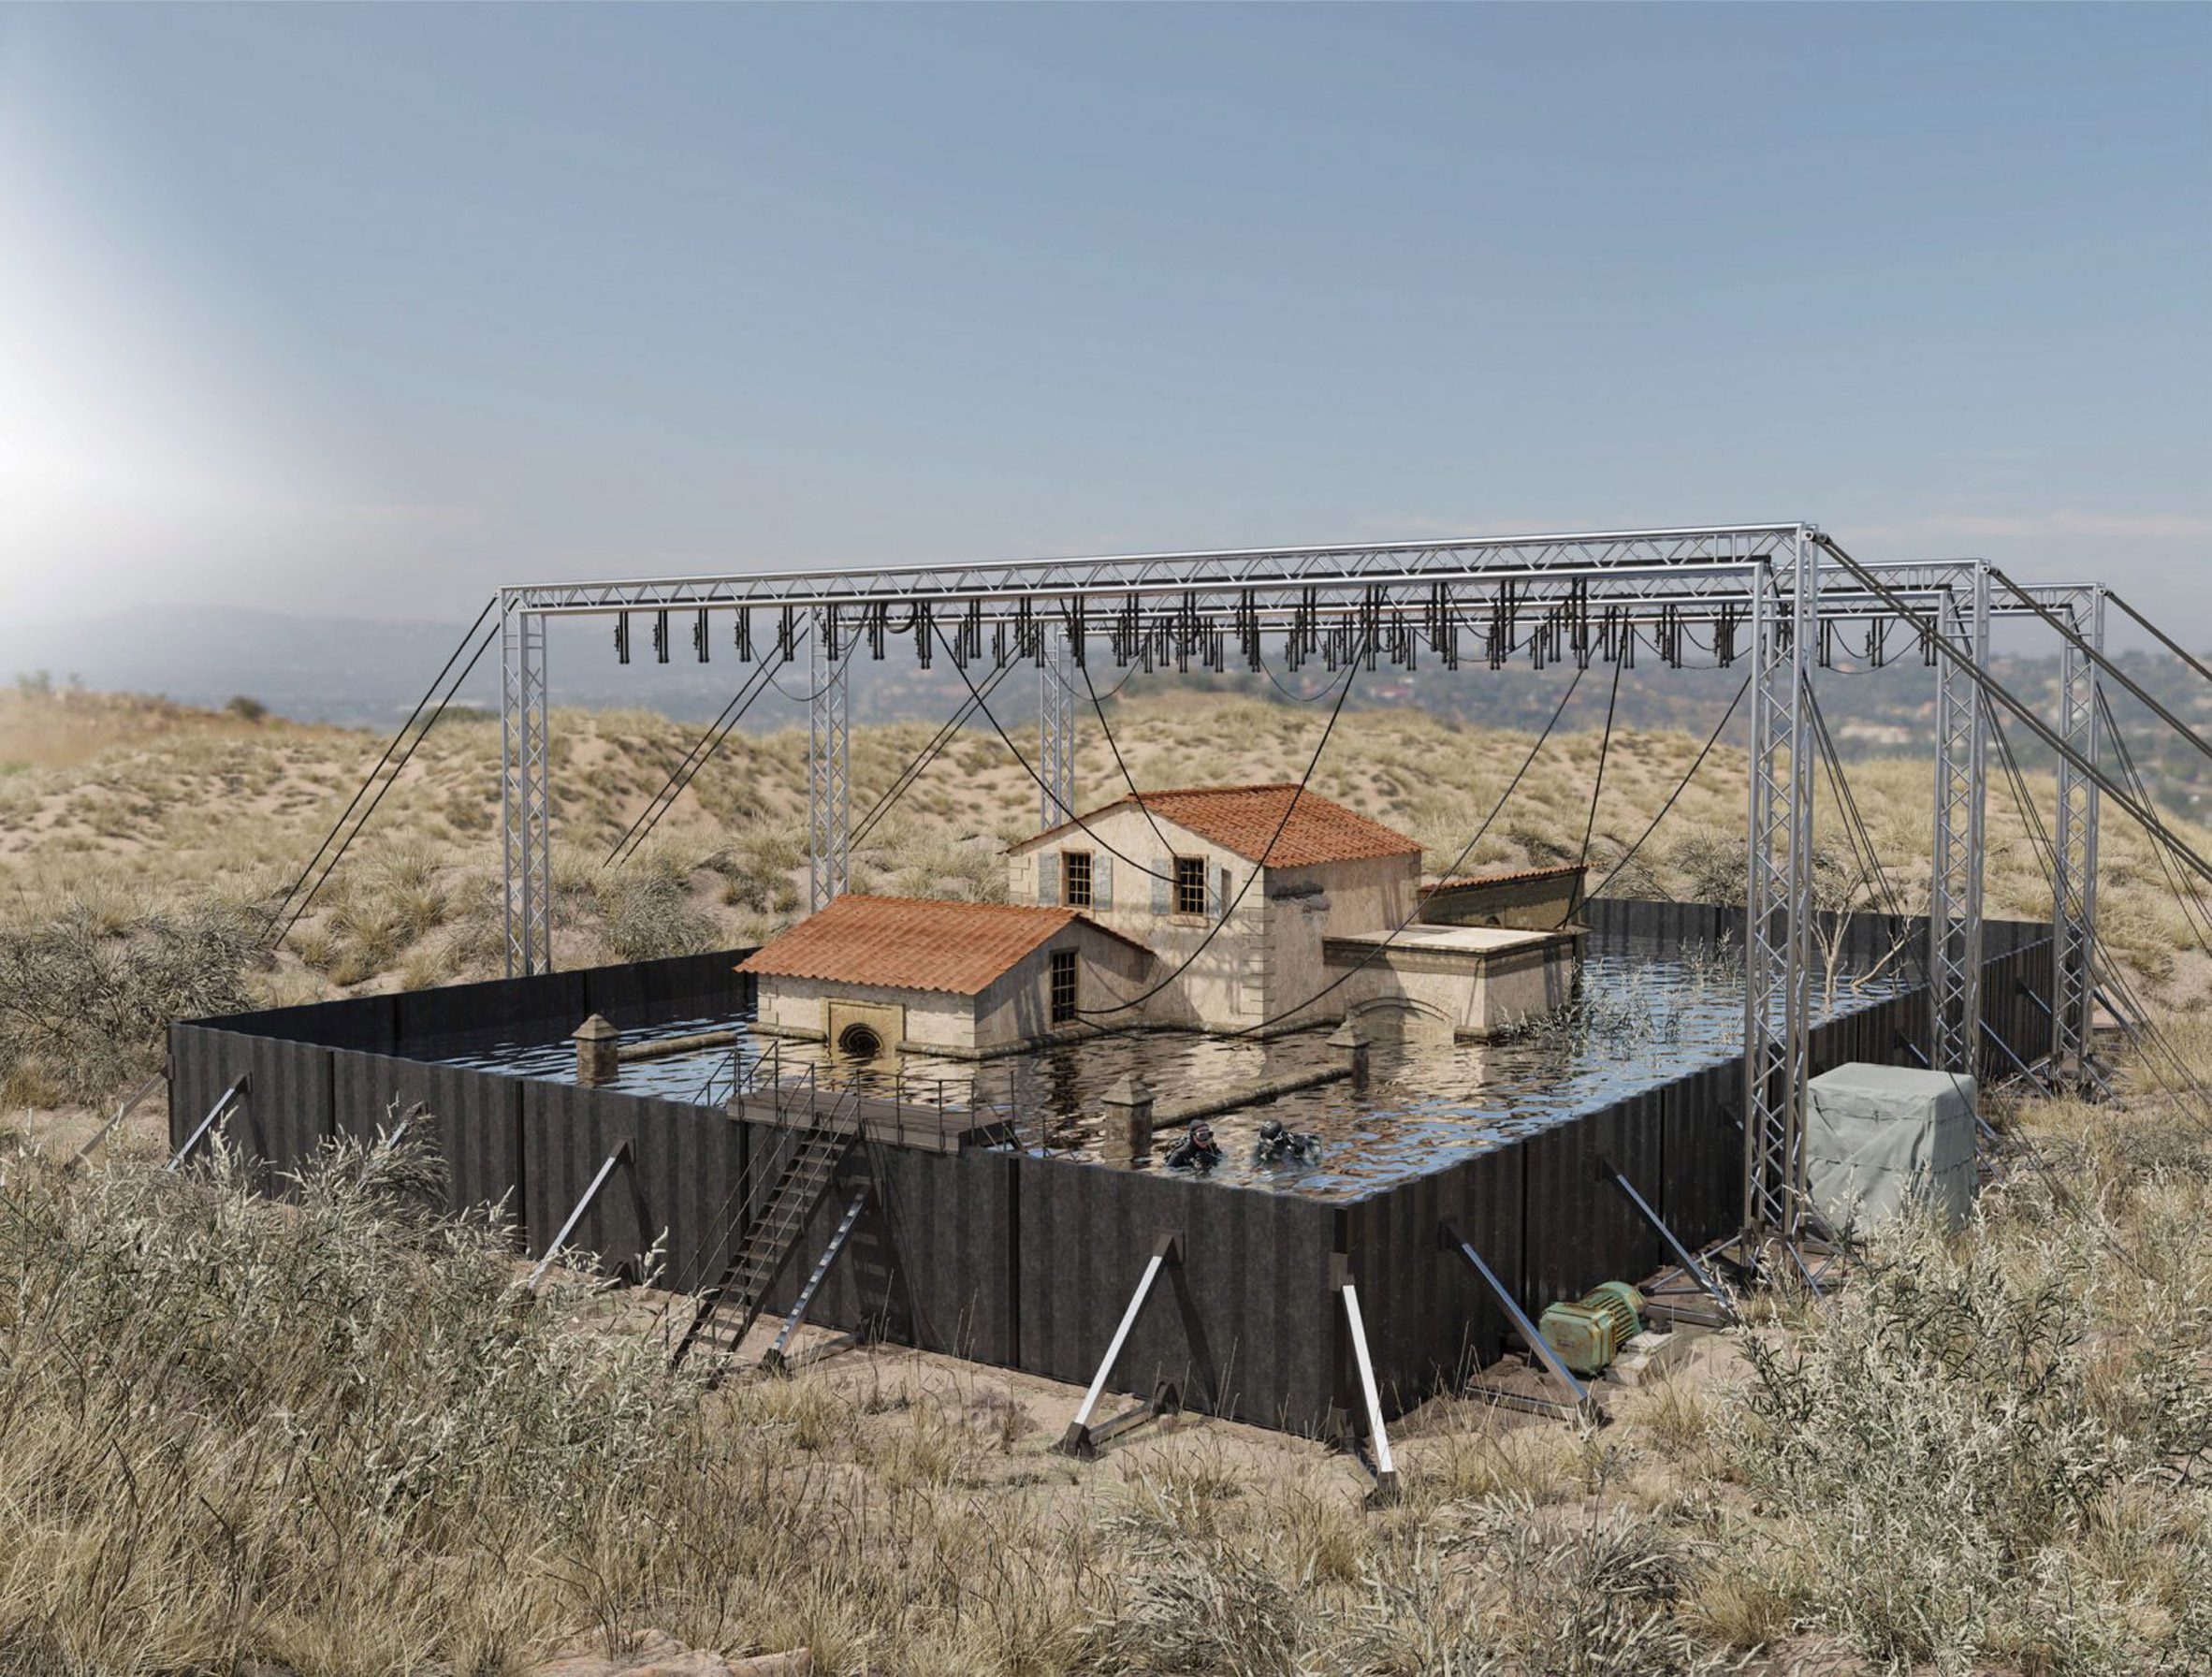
2053;586;2103;1082
808;608;850;912
1742;529;1820;1247
500;599;552;976
1040;620;1077;828
1928;565;1990;1075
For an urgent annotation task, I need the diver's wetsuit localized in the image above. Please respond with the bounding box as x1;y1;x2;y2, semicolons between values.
1164;1124;1223;1173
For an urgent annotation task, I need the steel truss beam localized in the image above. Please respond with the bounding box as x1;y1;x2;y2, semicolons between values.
808;608;851;912
501;603;552;976
1929;567;1991;1073
1741;530;1820;1246
490;534;2112;1261
1040;621;1076;827
2054;588;2104;1083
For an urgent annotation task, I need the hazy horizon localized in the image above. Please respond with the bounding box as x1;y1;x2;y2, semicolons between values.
2;6;2205;633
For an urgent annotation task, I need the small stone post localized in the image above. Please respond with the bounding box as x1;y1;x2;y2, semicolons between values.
574;1013;620;1086
1330;1019;1371;1093
1100;1073;1154;1167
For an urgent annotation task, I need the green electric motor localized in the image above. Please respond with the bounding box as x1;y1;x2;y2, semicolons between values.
1537;1281;1645;1376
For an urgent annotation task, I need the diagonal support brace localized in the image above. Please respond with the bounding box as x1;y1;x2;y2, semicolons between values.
1442;1221;1605;1424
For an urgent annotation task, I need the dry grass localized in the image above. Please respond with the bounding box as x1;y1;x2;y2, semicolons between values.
3;686;2211;1672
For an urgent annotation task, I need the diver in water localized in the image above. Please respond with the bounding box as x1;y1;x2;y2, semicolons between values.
1164;1120;1223;1174
1253;1117;1323;1165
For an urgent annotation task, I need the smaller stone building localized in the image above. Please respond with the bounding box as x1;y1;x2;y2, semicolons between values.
736;896;1154;1060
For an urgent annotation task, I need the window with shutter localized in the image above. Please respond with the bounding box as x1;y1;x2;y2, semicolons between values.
1174;856;1208;916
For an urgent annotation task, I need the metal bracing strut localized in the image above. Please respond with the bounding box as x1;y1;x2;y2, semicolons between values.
500;598;553;976
2053;587;2104;1083
1741;529;1821;1246
1039;620;1077;829
1929;565;1990;1074
808;608;850;912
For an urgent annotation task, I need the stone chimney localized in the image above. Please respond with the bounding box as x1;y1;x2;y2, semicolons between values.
1100;1073;1155;1167
574;1014;620;1086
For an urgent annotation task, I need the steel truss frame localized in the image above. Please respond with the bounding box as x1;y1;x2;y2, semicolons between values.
1929;566;1991;1073
1040;622;1076;828
2053;589;2105;1084
808;608;851;912
493;526;2105;1260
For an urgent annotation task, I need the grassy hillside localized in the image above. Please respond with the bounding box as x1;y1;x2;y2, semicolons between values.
1;690;2208;1674
3;683;2207;1104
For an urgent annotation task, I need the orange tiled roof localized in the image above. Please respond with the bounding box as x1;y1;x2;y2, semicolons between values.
1425;862;1588;892
1022;783;1421;868
736;896;1149;997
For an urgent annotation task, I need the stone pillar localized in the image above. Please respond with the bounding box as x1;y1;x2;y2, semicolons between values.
574;1013;620;1086
1100;1073;1154;1167
1330;1019;1371;1093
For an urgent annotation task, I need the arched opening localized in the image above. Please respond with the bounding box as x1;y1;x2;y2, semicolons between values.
837;1021;884;1060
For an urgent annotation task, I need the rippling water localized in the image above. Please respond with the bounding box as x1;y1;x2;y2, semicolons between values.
436;948;1902;1202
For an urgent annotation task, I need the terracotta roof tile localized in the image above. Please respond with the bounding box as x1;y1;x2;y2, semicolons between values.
1025;783;1421;868
1426;862;1589;892
736;896;1149;996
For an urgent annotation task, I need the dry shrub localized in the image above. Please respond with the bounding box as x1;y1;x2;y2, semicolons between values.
0;897;259;1103
1727;1205;2212;1671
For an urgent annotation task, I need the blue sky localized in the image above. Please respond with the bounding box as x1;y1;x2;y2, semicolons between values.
1;5;2205;634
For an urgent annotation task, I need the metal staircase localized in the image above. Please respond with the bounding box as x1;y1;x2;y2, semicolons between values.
673;1084;863;1371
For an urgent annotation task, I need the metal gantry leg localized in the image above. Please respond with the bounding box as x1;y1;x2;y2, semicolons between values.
1741;528;1820;1247
501;599;553;976
1040;620;1077;828
2053;586;2103;1085
808;608;850;912
1929;565;1990;1075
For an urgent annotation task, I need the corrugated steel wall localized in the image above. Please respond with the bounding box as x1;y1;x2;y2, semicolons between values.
165;911;2058;1436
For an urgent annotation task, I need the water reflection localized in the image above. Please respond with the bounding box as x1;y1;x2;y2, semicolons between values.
435;949;1901;1203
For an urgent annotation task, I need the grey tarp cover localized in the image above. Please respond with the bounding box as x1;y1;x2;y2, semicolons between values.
1805;1062;1977;1232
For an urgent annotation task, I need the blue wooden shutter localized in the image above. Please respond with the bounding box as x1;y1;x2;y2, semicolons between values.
1095;853;1113;911
1038;853;1059;906
1152;863;1171;915
1211;866;1229;920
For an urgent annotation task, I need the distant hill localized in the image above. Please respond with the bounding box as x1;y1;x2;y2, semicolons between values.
6;604;2206;809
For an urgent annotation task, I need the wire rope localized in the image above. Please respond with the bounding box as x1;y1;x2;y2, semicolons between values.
935;629;1177;883
1223;663;1589;1038
1588;671;1751;900
264;597;497;939
2107;589;2212;690
1073;655;1362;1020
604;652;787;868
273;621;500;947
1576;654;1625;871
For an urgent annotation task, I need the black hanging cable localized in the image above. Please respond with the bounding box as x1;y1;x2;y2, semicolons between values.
1988;707;2212;1137
1075;655;1362;1020
604;651;787;867
1987;567;2212;769
1224;662;1588;1038
2106;589;2212;690
274;621;500;947
263;597;497;939
2096;688;2212;953
1589;671;1751;900
851;659;1020;850
1576;651;1625;872
1076;651;1186;864
935;626;1176;882
1815;538;2212;889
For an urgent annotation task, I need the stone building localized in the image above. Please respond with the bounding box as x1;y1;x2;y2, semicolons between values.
737;896;1153;1060
737;784;1585;1055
